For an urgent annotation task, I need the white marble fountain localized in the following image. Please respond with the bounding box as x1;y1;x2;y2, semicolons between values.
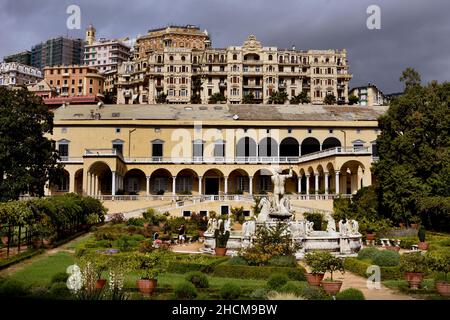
200;167;362;258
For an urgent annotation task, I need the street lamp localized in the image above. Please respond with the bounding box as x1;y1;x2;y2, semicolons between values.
340;130;347;150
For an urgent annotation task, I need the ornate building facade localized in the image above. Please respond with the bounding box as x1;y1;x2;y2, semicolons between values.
117;27;352;105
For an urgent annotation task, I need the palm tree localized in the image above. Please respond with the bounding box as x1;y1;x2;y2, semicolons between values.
324;94;337;105
268;91;288;104
242;92;255;104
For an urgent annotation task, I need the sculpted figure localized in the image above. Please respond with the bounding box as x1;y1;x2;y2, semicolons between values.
325;213;336;233
271;166;293;211
338;219;348;236
257;197;271;223
224;217;232;232
279;196;291;215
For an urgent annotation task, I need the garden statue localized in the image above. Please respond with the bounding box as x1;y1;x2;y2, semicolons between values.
305;221;314;235
271;166;293;211
206;218;218;234
325;212;336;233
349;220;359;235
224;217;232;232
242;220;256;237
338;219;348;236
257;197;271;223
279;196;292;215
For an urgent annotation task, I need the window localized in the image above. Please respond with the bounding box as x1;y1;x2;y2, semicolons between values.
199;210;208;217
56;174;69;192
221;205;229;215
153;177;168;192
115;128;121;133
372;143;378;157
214;140;225;157
152;140;164;159
352;139;365;150
112;140;124;155
183;211;191;217
260;176;272;192
268;54;273;61
329;129;333;133
243;210;251;217
193;140;204;159
58;140;69;159
308;129;312;134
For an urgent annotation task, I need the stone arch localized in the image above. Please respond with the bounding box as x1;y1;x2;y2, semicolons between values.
340;160;366;195
258;137;278;157
150;168;173;195
203;168;225;195
124;168;146;195
301;137;320;155
322;137;341;150
236;137;257;158
228;169;250;194
176;168;199;195
74;169;83;195
51;169;70;194
88;161;113;195
280;137;299;158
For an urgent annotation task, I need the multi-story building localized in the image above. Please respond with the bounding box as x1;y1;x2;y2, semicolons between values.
39;65;104;108
47;103;384;202
349;83;388;107
3;50;32;66
0;62;43;86
117;29;352;105
83;25;131;96
30;37;84;70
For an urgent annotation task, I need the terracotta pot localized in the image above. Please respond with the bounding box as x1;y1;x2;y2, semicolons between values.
404;272;424;289
386;246;400;252
96;279;107;289
305;273;324;287
418;242;429;250
436;282;450;297
136;279;157;295
43;239;53;247
411;223;419;229
399;223;405;229
215;247;227;256
32;239;43;249
366;233;375;241
1;236;9;245
321;280;343;295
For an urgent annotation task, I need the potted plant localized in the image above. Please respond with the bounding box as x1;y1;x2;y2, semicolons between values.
417;226;428;250
320;253;345;295
214;222;230;256
37;218;56;248
134;251;167;295
365;228;376;241
400;252;428;289
304;251;327;286
426;251;450;297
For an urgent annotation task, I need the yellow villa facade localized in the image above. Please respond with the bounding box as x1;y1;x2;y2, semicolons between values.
48;103;386;202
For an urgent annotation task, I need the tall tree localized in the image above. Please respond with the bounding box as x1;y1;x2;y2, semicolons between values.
268;91;288;104
0;87;63;200
373;70;450;229
323;94;337;105
242;92;255;104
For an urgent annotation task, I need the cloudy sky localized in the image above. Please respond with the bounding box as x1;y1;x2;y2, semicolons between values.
1;0;449;93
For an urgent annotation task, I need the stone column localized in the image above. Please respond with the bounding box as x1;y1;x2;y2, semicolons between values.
93;175;97;196
146;176;150;196
198;176;203;195
69;172;76;193
111;171;116;196
297;175;302;194
224;176;228;194
249;176;253;195
306;174;310;196
314;173;319;195
172;176;177;197
325;172;329;195
88;173;92;196
335;171;340;194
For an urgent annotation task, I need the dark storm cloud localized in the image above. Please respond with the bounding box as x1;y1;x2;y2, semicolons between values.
1;0;449;93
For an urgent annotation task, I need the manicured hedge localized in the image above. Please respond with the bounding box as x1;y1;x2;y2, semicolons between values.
0;249;45;270
344;257;402;280
212;264;306;281
167;256;229;274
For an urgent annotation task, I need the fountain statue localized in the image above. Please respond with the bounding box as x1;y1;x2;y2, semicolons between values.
201;165;363;257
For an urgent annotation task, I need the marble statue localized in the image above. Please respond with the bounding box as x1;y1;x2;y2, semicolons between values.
243;220;256;237
224;217;232;232
325;212;336;233
305;221;314;235
279;196;291;215
257;197;271;223
348;220;359;235
289;220;306;238
338;219;348;236
271;166;293;211
206;218;218;234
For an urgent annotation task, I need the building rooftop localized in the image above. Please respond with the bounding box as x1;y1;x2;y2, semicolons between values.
53;104;388;122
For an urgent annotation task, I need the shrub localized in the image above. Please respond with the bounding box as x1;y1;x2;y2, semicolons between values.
357;247;380;261
173;282;198;300
0;279;28;297
304;212;323;230
110;213;125;224
51;272;69;284
268;255;297;268
418;226;426;242
48;282;71;299
399;239;416;249
297;282;329;300
372;250;400;267
267;273;289;290
304;251;329;274
212;265;306;281
266;291;306;300
335;288;365;300
220;283;241;300
127;217;145;227
426;251;450;282
227;256;248;266
279;283;302;296
250;288;269;299
185;272;209;288
344;257;402;280
399;252;428;273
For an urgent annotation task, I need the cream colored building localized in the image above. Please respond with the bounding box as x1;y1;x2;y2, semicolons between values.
117;26;351;105
349;83;388;107
48;103;384;201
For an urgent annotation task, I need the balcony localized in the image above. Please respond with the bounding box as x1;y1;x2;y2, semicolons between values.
84;148;124;160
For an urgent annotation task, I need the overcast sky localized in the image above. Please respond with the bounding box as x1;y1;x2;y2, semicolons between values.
1;0;449;93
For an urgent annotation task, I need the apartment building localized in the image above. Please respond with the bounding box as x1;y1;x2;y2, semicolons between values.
0;62;43;86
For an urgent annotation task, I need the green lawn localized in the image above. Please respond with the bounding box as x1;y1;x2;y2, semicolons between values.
8;252;75;286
